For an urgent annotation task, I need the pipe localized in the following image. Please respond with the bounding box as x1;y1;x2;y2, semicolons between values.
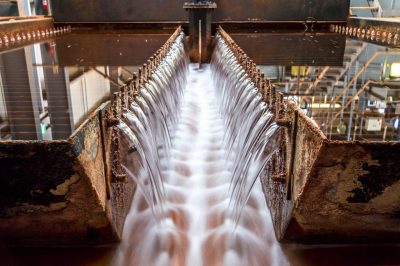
287;109;298;201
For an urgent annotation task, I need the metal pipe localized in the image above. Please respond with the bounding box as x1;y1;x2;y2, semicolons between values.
98;108;111;199
287;110;298;201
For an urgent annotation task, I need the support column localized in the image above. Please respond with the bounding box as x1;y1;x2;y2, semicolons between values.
41;42;73;140
16;0;26;16
0;49;40;140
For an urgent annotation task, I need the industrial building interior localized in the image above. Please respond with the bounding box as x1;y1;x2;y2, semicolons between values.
0;0;400;265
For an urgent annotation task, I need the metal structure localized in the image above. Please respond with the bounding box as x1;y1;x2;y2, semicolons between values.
1;0;400;247
0;26;182;245
183;1;216;63
218;27;400;243
49;0;349;25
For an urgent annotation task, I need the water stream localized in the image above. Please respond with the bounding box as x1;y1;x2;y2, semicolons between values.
113;34;287;266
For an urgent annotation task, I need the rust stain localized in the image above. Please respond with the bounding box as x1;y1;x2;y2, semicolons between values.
347;146;400;203
50;174;80;196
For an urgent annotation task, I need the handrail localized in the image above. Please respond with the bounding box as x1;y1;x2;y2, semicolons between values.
332;51;400;106
332;80;400;122
349;0;382;17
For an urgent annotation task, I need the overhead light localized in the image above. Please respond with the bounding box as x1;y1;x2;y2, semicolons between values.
389;63;400;78
291;66;307;77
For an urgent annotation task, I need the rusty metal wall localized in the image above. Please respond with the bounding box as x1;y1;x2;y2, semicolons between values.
55;32;172;66
0;103;134;244
214;0;349;22
50;0;349;23
229;33;346;66
261;99;400;243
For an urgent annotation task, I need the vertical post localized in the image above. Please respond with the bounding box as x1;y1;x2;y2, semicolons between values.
16;0;27;16
0;48;40;140
287;110;298;201
40;43;73;140
198;19;202;68
347;61;359;141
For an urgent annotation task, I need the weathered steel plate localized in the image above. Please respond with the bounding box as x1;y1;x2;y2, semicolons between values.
50;0;349;23
55;32;172;66
229;32;346;66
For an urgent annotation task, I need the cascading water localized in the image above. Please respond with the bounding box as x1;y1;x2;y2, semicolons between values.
113;31;288;266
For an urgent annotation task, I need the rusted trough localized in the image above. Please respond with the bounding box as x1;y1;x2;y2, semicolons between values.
0;102;135;245
0;17;72;52
219;27;400;244
330;18;400;48
0;16;53;35
263;101;400;243
2;21;398;245
0;26;183;245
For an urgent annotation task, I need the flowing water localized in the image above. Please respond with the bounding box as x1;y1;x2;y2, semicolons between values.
113;33;287;266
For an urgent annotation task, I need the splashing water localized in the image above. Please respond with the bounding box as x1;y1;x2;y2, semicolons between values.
114;33;288;266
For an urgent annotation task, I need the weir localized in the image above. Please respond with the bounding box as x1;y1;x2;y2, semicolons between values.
111;29;285;265
1;1;400;265
103;25;400;264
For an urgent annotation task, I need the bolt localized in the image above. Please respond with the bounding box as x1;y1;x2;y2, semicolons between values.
366;29;371;39
107;118;120;127
371;30;376;41
275;118;292;128
376;31;381;42
393;33;399;45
